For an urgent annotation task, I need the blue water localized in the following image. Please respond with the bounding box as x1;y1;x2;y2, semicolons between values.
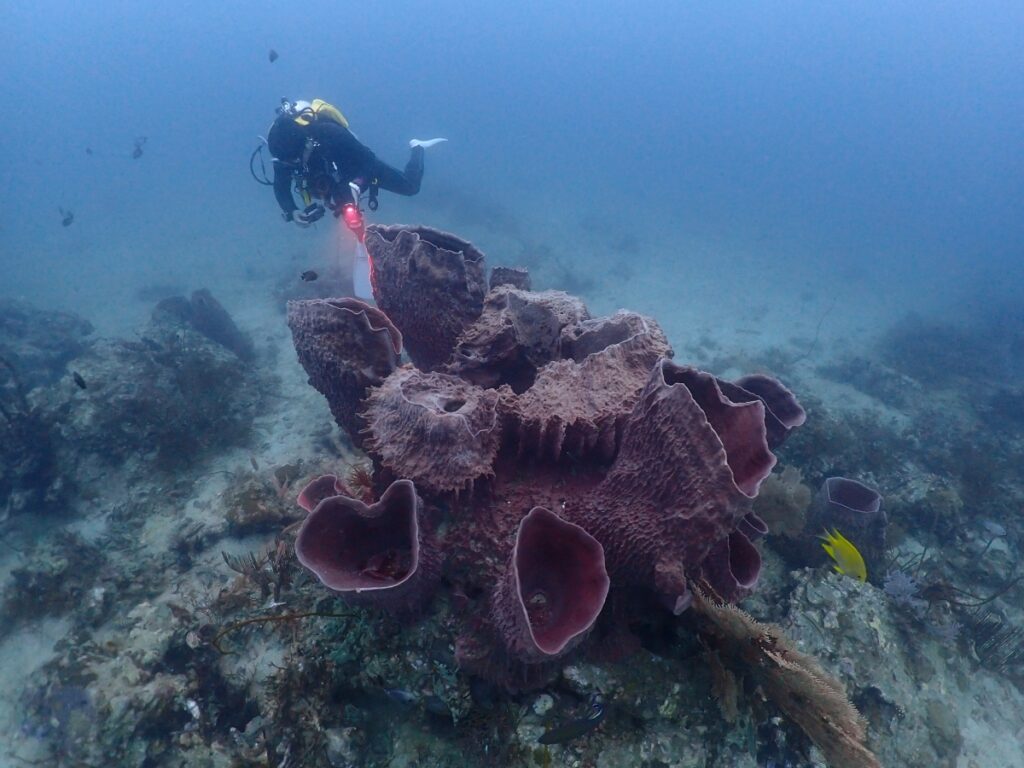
2;1;1021;320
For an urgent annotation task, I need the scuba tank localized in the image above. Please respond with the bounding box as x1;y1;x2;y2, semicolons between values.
251;98;351;186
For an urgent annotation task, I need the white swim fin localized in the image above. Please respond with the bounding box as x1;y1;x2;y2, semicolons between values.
353;241;374;300
409;137;448;149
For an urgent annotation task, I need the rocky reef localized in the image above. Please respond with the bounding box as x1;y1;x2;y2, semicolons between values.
0;298;94;388
53;297;261;470
1;300;92;517
0;290;263;518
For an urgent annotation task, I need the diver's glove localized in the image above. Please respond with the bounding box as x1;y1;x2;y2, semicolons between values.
409;138;448;149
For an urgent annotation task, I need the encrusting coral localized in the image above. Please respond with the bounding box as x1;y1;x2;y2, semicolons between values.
285;224;806;689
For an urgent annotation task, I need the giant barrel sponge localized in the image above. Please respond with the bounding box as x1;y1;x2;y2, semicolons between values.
286;224;805;688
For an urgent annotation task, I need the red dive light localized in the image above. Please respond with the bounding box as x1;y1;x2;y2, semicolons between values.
341;203;366;242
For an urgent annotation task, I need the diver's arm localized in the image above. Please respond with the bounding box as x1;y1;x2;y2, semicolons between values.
272;160;299;220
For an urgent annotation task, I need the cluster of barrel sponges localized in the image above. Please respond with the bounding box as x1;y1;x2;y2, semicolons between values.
285;225;806;687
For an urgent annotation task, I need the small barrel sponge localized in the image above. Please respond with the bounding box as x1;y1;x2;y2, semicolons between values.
170;289;256;362
362;367;504;494
671;365;778;498
733;374;807;449
805;477;887;574
701;529;763;602
509;311;672;461
294;479;439;611
738;512;770;541
364;224;488;371
491;507;610;663
296;474;353;512
448;287;590;392
287;298;402;444
578;359;776;613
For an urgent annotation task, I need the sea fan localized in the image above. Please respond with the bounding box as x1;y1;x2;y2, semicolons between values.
883;569;919;603
926;618;962;645
883;569;928;618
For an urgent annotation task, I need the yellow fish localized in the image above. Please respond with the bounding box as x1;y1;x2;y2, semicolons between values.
820;528;867;582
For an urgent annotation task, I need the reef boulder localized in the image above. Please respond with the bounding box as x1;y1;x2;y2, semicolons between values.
0;298;94;388
54;306;262;470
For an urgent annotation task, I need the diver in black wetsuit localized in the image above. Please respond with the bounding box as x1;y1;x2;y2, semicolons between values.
266;99;445;228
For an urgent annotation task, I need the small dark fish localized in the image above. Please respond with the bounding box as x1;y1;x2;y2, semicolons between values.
59;207;74;227
268;49;279;63
300;270;318;282
249;456;259;472
85;147;93;156
131;136;147;160
384;688;418;705
72;372;87;390
140;337;163;353
537;694;606;745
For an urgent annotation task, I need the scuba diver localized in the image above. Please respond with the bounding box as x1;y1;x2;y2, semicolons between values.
254;98;445;297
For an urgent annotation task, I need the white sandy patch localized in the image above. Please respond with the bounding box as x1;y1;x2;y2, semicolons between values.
0;618;72;768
